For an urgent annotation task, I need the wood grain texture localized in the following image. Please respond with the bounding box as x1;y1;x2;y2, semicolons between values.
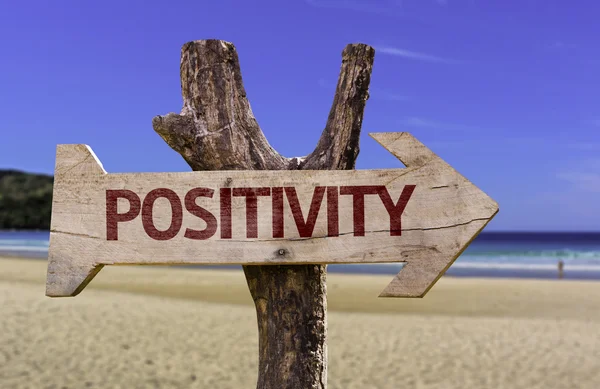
46;39;497;389
46;132;498;298
152;40;290;171
153;40;375;389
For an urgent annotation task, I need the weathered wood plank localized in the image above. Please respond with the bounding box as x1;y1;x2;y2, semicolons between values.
46;132;498;297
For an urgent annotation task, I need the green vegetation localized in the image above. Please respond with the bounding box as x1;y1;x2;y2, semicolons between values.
0;170;53;230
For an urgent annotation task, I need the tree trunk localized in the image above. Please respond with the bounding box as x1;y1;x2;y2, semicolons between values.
152;39;375;389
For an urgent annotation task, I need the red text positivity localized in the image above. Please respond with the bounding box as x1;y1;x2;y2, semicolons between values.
106;185;416;241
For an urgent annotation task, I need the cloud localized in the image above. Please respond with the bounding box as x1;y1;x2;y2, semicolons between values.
398;117;477;131
556;171;600;193
567;142;600;151
304;0;392;14
546;41;577;50
376;46;460;64
532;158;600;225
399;117;439;128
557;159;600;193
371;88;410;101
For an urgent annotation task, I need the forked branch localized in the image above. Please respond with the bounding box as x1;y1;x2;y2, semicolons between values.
152;39;374;172
152;39;375;389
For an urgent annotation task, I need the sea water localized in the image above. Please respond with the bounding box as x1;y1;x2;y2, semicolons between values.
1;231;599;279
0;230;50;258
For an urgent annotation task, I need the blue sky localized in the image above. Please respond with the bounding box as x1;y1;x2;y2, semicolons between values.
1;0;598;231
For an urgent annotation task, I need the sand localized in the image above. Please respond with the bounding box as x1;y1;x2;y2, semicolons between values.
1;257;600;389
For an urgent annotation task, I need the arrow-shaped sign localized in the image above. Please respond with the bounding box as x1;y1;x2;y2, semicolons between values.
46;132;498;298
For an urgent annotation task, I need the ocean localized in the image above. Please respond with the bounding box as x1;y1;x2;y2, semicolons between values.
1;231;599;280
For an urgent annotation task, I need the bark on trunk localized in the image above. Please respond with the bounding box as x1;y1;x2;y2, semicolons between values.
152;39;374;389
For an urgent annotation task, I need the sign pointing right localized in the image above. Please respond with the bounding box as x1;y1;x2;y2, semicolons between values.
369;133;498;297
46;132;498;298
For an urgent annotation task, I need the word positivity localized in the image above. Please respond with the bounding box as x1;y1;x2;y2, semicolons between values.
107;185;416;241
46;133;498;298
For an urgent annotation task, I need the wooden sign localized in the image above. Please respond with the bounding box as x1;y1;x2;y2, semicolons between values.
46;132;498;298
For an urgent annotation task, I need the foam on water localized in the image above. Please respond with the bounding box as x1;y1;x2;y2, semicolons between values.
0;245;49;252
1;231;599;275
0;239;49;246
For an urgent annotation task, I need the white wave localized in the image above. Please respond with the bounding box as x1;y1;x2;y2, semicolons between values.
0;239;49;246
451;262;600;272
0;245;49;253
362;262;600;272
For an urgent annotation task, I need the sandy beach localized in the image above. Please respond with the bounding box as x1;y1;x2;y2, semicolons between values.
1;256;600;389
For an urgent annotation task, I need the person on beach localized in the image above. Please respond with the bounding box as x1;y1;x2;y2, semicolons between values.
558;260;564;279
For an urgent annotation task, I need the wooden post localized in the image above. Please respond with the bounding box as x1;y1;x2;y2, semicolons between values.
152;40;375;389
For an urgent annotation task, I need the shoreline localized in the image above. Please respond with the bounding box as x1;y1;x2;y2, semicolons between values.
3;255;600;319
4;251;598;281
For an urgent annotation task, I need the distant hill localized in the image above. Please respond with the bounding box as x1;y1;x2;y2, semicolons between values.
0;170;53;230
